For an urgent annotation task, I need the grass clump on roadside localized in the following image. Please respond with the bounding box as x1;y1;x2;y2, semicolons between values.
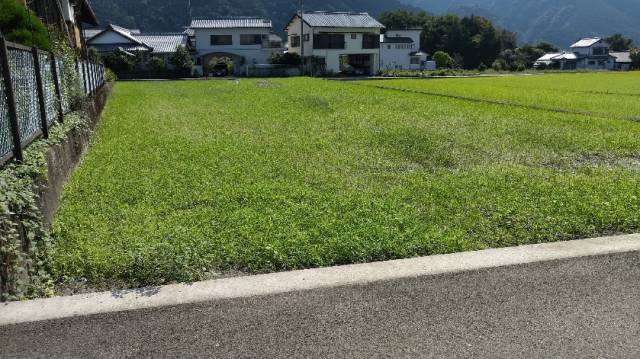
52;75;640;290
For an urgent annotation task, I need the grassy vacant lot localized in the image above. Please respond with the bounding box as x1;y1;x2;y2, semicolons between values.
53;73;640;289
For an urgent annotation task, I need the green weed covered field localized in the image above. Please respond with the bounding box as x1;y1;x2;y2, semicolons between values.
362;73;640;120
53;73;640;289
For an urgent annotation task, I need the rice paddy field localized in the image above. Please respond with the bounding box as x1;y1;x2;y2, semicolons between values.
52;72;640;289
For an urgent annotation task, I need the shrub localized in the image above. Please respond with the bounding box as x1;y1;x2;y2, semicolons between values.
50;30;83;110
147;56;166;75
87;47;101;63
105;68;117;82
478;63;487;72
0;0;51;50
103;51;135;75
270;52;301;66
492;58;507;71
433;51;454;69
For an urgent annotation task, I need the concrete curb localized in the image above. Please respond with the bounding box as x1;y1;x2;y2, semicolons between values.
2;234;639;326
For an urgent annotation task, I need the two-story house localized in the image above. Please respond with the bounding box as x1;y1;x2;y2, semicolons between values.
536;37;620;70
380;28;433;71
569;38;615;70
285;12;384;76
189;17;284;76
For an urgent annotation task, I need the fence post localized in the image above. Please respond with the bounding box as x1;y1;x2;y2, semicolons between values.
0;37;23;162
31;47;49;139
82;61;88;96
50;55;64;123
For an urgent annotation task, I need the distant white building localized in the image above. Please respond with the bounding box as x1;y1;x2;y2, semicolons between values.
380;28;434;71
188;17;284;76
535;37;630;71
285;11;384;76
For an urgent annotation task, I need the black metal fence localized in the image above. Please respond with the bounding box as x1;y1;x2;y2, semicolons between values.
0;37;105;166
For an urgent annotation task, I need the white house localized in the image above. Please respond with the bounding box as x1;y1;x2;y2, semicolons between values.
535;37;623;70
285;11;384;76
380;28;434;71
87;24;189;66
188;17;284;76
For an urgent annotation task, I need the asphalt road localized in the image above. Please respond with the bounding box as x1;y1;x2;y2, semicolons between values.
2;252;639;358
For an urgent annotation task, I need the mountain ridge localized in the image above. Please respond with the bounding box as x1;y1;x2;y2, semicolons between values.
404;0;640;46
90;0;417;35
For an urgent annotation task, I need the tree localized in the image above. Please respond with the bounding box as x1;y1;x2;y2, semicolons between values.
170;45;193;76
631;48;640;69
535;42;559;53
378;10;431;29
433;51;454;69
605;34;634;52
0;0;51;50
379;10;518;70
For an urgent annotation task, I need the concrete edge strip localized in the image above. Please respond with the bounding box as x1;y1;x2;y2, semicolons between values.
2;234;639;326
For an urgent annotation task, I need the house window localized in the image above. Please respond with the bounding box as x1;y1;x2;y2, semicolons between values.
351;34;357;40
240;34;263;45
410;57;420;65
211;35;232;46
313;34;345;49
290;35;301;48
588;60;596;65
592;47;609;56
362;34;379;49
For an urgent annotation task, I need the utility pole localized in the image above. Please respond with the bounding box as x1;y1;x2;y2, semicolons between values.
299;0;304;76
187;0;192;24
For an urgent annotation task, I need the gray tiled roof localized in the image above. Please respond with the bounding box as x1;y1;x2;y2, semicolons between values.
610;51;632;63
91;44;151;53
134;34;188;54
300;12;384;28
190;17;272;29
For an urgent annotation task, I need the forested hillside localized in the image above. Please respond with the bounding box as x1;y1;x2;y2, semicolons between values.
90;0;415;34
405;0;640;46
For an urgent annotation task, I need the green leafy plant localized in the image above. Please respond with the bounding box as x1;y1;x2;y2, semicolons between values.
147;56;166;76
51;73;640;292
0;0;51;50
270;52;301;66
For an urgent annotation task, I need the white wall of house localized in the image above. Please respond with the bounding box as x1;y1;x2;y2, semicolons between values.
89;32;132;45
193;28;282;74
380;29;424;70
286;16;381;75
575;57;615;70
